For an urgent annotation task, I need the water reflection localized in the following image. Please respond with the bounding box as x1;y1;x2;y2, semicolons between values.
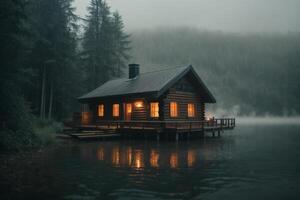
78;140;231;170
133;150;144;169
5;126;300;200
127;147;132;166
187;150;196;167
97;147;104;161
112;147;120;166
150;150;159;168
170;153;178;169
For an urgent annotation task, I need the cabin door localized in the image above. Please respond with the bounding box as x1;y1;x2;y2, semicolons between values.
124;103;132;121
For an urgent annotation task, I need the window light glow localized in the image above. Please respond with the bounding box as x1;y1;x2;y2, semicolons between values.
134;101;143;108
98;104;104;117
126;103;132;113
187;103;195;117
112;104;119;117
150;102;159;117
170;102;178;117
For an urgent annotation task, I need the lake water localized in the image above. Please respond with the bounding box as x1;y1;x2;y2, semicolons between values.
1;124;300;200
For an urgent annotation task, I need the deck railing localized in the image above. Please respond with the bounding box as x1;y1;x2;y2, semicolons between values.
82;118;235;131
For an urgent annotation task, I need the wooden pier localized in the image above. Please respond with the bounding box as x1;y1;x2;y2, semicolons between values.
63;118;235;140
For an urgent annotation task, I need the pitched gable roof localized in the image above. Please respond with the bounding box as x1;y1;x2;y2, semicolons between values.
78;65;216;103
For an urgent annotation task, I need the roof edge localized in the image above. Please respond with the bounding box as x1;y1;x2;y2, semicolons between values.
78;91;159;102
157;65;216;103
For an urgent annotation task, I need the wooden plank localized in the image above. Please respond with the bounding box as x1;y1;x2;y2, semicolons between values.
77;134;120;140
68;118;235;136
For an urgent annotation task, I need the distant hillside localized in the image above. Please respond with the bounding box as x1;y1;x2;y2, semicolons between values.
130;28;300;116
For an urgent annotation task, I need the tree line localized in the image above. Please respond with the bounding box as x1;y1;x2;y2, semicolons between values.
0;0;130;150
131;28;300;116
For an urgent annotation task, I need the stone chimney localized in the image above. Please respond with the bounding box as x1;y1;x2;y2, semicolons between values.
129;64;140;79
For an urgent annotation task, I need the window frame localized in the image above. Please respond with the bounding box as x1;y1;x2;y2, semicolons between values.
170;102;178;118
150;102;159;118
126;103;132;114
187;103;196;118
112;103;120;117
98;104;104;117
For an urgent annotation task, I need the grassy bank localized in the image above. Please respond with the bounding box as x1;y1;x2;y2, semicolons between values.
32;119;63;147
0;118;63;152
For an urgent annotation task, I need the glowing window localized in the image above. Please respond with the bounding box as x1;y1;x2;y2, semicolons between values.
98;104;104;117
112;104;119;117
126;103;132;113
170;102;178;117
187;103;195;117
150;102;159;118
134;101;143;108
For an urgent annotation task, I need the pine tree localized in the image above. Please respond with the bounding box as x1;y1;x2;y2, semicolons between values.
82;0;130;90
28;0;80;120
111;11;131;78
0;0;36;150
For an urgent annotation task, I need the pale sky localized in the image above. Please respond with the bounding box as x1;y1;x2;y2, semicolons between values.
74;0;300;32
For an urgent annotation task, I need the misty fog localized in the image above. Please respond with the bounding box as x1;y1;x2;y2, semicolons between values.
75;0;300;32
74;0;300;118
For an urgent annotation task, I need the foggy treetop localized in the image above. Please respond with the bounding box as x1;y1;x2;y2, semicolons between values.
130;28;300;116
75;0;300;33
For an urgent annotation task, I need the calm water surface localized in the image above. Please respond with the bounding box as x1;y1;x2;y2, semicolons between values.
1;125;300;200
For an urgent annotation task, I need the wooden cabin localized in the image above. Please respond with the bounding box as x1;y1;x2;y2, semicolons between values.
70;64;235;140
78;64;216;125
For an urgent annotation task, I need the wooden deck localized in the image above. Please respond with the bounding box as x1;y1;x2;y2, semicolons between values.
65;118;235;140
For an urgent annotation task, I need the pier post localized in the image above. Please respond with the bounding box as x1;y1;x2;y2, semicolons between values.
218;130;220;137
176;133;179;141
212;131;215;138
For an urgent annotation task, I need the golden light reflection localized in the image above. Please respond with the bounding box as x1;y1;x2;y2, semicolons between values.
112;147;120;166
170;153;178;169
95;145;201;170
133;150;144;169
127;147;132;166
150;150;159;168
187;150;196;167
97;147;104;161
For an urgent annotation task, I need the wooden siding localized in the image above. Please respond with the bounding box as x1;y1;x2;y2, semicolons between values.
162;76;205;121
81;112;92;125
82;74;207;123
131;100;148;120
84;94;205;123
163;90;204;121
89;101;123;122
86;99;149;122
